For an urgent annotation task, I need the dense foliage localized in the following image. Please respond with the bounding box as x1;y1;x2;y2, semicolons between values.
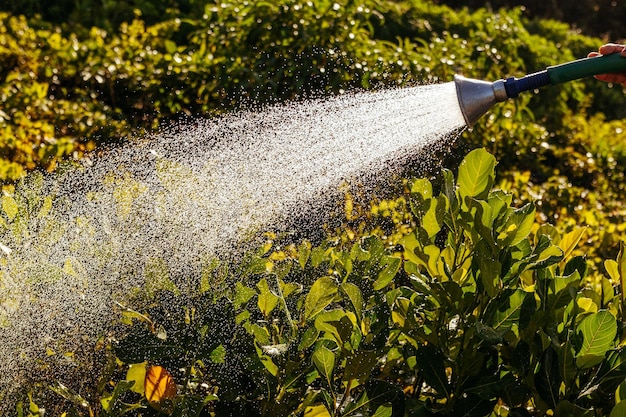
21;149;626;416
3;0;626;416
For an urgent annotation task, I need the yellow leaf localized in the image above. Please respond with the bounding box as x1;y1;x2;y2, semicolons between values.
127;362;147;395
577;297;598;314
559;227;587;259
145;365;177;412
304;404;332;417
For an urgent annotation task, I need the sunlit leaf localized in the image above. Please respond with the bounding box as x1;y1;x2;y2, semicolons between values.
559;227;587;259
373;256;401;291
610;400;626;417
126;362;147;395
304;277;338;321
341;282;363;322
457;148;496;201
145;365;177;407
234;282;256;309
312;345;335;386
256;278;279;317
576;310;617;369
304;404;331;417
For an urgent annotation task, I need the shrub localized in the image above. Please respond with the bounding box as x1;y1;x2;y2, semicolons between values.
38;149;626;416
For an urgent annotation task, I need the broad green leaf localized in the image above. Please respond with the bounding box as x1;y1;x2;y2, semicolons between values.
530;235;563;269
559;227;587;259
410;178;433;199
373;256;401;291
371;403;393;417
604;259;620;283
314;309;355;349
343;380;403;417
581;348;626;398
126;362;147;394
312;345;335;385
343;350;378;386
476;240;500;298
341;283;363;322
234;282;257;309
415;344;450;398
209;344;226;364
502;203;535;246
576;310;617;369
257;278;279;317
457;148;496;201
492;289;534;331
421;195;447;239
534;346;561;409
299;326;320;350
304;277;338;321
610;401;626;417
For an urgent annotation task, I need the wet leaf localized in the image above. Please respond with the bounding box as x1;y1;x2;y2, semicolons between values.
304;277;338;321
457;148;496;201
312;345;335;386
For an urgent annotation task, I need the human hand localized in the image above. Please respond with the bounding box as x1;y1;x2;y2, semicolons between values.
588;43;626;85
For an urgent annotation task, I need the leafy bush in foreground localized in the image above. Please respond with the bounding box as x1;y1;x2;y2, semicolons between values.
40;149;626;416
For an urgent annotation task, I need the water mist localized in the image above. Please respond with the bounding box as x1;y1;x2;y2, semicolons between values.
0;82;465;409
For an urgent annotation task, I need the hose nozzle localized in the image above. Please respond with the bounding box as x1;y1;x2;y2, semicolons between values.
454;53;626;126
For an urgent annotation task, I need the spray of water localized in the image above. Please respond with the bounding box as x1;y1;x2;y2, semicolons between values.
0;82;465;409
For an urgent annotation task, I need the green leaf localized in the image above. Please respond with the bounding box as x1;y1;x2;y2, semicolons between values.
422;195;447;240
559;227;587;259
343;380;404;417
341;283;363;322
457;148;496;201
415;344;450;398
299;326;320;350
314;309;355;349
373;256;401;291
610;401;626;417
298;240;312;269
343;350;379;386
234;282;256;309
534;346;561;409
304;277;338;321
126;362;147;395
209;344;227;364
312;345;335;386
371;403;393;417
492;289;534;331
576;310;617;369
257;278;279;317
502;203;536;246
